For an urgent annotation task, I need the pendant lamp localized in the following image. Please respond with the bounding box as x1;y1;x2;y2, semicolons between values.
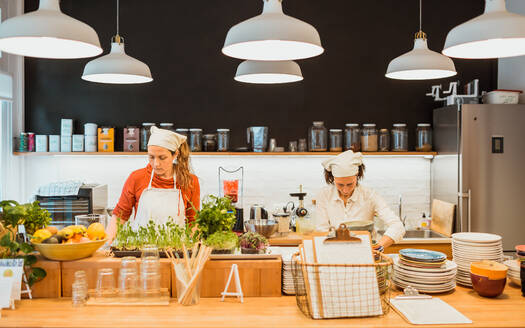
0;0;102;59
222;0;323;61
234;60;303;84
443;0;525;59
82;0;152;84
386;0;456;80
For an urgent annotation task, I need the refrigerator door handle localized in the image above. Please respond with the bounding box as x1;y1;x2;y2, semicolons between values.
459;190;472;232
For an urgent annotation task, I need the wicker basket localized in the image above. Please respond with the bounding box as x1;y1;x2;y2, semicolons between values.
291;250;393;319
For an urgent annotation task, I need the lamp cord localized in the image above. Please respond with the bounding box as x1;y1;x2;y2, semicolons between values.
419;0;422;32
116;0;120;36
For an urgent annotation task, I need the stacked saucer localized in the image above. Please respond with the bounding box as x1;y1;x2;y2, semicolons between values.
393;249;457;293
503;259;521;287
451;232;503;287
269;247;298;294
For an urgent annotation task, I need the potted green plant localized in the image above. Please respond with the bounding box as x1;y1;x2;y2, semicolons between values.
0;200;49;287
239;232;268;255
205;231;238;254
194;195;236;240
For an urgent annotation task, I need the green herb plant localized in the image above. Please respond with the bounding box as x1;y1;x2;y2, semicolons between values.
239;232;268;251
204;231;238;250
113;218;197;251
0;200;49;287
194;195;236;240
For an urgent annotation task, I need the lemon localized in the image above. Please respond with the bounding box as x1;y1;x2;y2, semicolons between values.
31;229;52;243
87;223;106;240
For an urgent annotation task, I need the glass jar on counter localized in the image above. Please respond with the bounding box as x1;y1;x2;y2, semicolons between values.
189;128;202;152
329;129;343;152
391;123;408;152
379;129;390;151
175;128;189;137
159;123;175;132
140;123;156;151
308;121;327;151
217;129;230;152
361;124;378;152
203;134;217;152
416;123;432;151
344;123;360;152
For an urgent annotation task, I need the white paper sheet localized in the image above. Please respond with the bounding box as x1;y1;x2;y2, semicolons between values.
0;259;24;301
390;298;472;325
0;279;14;309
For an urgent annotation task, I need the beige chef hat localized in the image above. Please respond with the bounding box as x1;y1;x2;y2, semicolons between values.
147;126;187;152
321;150;363;177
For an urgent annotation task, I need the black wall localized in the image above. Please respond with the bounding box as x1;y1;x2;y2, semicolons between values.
24;0;497;150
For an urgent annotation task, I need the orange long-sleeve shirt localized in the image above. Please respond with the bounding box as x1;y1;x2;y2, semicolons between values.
113;164;200;224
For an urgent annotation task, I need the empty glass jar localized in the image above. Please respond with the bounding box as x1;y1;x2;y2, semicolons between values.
175;128;189;137
361;124;378;152
217;129;230;152
141;123;156;151
379;129;390;151
189;128;202;152
329;129;343;152
416;123;433;151
344;123;360;152
391;123;408;151
159;123;175;132
308;121;327;151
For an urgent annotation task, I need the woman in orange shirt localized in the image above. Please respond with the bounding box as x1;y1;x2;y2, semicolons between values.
106;127;200;241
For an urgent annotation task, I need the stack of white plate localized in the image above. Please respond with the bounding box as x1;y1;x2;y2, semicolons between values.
269;247;298;294
451;232;504;287
503;259;522;287
393;253;457;294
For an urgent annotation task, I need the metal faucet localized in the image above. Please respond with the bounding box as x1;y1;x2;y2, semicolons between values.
398;195;407;227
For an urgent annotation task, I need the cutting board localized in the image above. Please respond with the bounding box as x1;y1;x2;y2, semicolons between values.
430;199;455;237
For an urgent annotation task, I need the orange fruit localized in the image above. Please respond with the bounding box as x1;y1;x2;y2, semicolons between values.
87;223;106;240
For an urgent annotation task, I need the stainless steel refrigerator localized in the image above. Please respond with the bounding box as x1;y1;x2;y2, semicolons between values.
432;104;525;251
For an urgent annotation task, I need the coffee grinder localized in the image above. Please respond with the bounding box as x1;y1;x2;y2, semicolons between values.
290;185;308;232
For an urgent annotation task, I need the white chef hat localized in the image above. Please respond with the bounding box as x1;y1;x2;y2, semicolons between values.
321;150;363;177
147;126;187;152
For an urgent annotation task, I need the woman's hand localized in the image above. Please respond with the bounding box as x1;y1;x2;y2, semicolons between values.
105;214;119;244
376;235;395;250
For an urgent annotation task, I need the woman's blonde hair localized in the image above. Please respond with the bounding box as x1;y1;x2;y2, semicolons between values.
172;142;193;191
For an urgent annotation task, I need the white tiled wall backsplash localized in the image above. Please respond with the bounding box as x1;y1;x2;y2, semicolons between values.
23;155;431;225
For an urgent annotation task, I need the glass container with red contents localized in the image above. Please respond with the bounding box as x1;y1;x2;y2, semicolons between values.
219;166;244;232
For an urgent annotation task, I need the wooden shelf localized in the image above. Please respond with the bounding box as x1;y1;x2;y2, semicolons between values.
13;151;437;156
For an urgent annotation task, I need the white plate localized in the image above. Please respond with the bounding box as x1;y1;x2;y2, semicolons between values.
395;266;456;278
509;276;522;286
394;259;457;273
503;259;521;270
393;277;456;288
452;239;502;246
393;280;456;293
452;232;502;243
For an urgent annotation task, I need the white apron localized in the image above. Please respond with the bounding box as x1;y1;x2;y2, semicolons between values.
130;169;186;230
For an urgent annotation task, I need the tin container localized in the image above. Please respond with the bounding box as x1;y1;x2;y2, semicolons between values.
217;129;230;152
35;135;48;152
61;119;73;136
18;132;28;152
61;136;72;152
72;135;84;152
123;127;140;152
84;123;98;136
141;123;156;151
98;127;115;152
27;132;35;152
85;135;97;152
49;135;60;152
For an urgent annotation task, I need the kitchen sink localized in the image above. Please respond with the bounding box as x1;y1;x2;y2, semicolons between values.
377;230;449;239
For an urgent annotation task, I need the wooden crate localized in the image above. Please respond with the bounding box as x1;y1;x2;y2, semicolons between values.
171;259;282;298
25;256;61;298
61;252;171;297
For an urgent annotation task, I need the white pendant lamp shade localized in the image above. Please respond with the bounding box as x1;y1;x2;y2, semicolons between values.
0;0;102;59
82;41;153;84
223;0;323;61
443;0;525;59
386;35;457;80
235;60;303;84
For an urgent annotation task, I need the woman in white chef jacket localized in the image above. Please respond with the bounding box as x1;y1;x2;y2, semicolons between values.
315;150;405;249
106;127;200;241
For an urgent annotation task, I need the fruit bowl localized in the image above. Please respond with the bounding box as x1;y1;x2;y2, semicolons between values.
33;239;107;261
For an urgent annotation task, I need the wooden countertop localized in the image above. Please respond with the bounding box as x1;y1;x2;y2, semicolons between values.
2;284;524;327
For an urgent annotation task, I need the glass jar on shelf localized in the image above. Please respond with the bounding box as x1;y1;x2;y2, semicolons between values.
159;123;175;132
344;123;360;152
416;123;432;152
308;121;327;151
217;129;230;152
140;123;156;151
378;128;390;152
391;123;408;152
361;124;378;152
189;128;202;152
329;129;343;152
175;128;189;137
203;134;217;152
